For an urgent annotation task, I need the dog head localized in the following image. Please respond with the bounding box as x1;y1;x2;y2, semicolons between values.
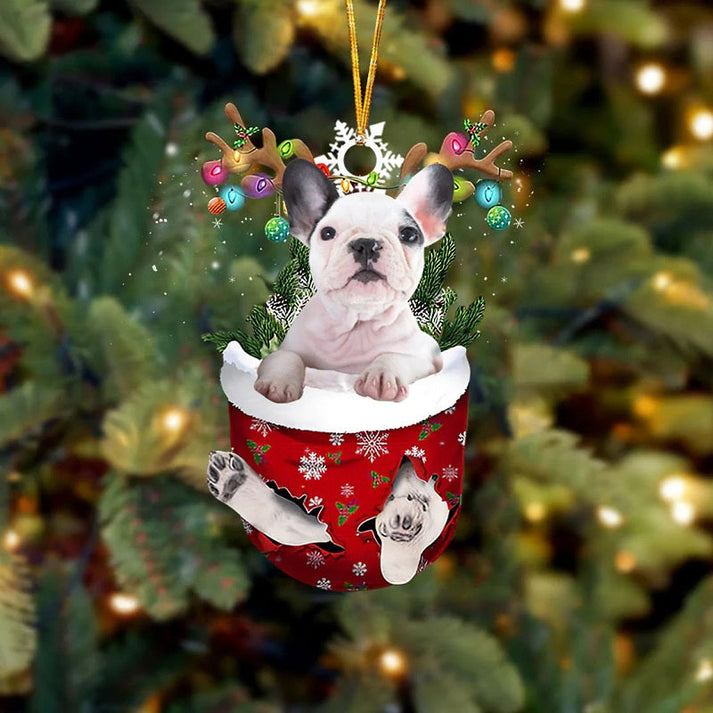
282;159;453;309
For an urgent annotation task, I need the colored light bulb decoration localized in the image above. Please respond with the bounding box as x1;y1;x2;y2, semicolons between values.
316;162;330;177
474;179;502;209
241;174;275;199
208;197;227;215
219;185;245;212
366;171;379;187
278;139;296;160
486;205;512;230
444;131;470;157
201;159;228;186
452;176;475;203
265;216;290;243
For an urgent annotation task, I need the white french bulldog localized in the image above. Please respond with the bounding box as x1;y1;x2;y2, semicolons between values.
255;159;454;403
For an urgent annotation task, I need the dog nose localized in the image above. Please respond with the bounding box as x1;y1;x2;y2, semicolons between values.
348;238;381;267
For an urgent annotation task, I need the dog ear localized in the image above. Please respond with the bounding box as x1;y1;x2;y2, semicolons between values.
396;163;453;245
281;159;340;244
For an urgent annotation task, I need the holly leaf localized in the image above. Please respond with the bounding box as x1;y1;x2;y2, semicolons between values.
0;0;51;62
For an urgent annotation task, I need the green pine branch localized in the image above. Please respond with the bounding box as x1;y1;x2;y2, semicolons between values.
28;570;100;713
203;233;485;356
99;473;249;620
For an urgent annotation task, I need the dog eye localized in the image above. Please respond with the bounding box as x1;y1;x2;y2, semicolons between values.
399;226;419;243
407;494;413;501
320;226;336;241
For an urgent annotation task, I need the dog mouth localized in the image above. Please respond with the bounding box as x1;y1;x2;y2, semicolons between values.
349;268;385;284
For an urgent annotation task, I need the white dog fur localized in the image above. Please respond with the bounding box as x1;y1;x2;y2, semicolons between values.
255;159;454;404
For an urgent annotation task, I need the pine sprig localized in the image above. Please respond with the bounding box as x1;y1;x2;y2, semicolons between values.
202;329;259;356
439;296;486;351
412;233;457;304
204;232;484;355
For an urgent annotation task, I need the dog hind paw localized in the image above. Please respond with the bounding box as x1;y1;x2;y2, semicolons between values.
207;450;247;502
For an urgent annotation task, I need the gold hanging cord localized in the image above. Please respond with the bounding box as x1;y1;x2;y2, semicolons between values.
345;0;387;143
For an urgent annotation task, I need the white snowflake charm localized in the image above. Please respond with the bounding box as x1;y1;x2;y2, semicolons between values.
298;450;328;480
355;431;389;463
314;120;404;190
404;445;426;462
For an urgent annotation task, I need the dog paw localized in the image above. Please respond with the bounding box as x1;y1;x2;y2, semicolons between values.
355;367;409;402
207;450;247;502
254;376;303;403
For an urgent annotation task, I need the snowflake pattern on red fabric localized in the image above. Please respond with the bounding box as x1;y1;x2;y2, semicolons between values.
228;392;468;591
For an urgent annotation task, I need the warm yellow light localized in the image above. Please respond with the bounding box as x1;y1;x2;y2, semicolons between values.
570;247;591;264
652;271;672;291
161;407;189;433
559;0;586;12
659;475;687;502
2;529;21;551
671;500;695;526
597;506;623;529
7;270;34;298
296;0;327;17
690;109;713;141
661;146;687;170
615;551;636;573
492;48;516;73
696;659;713;682
378;648;408;678
635;63;666;95
632;394;659;419
109;592;141;615
524;502;547;522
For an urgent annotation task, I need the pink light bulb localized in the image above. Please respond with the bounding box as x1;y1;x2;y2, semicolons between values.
201;159;229;186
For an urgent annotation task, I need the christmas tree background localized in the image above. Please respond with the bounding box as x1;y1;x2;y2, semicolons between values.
2;0;713;711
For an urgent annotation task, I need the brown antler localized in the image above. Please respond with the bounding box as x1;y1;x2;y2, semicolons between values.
205;103;314;189
437;110;513;179
398;109;513;185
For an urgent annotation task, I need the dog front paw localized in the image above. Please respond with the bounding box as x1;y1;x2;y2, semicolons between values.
207;450;247;502
254;376;303;403
355;367;409;402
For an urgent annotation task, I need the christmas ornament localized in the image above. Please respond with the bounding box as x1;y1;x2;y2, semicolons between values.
219;185;245;211
313;120;403;185
486;205;512;230
241;173;275;199
278;139;296;160
201;159;228;186
443;131;470;158
208;196;226;215
265;216;290;243
474;179;502;209
203;0;516;590
452;176;475;203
